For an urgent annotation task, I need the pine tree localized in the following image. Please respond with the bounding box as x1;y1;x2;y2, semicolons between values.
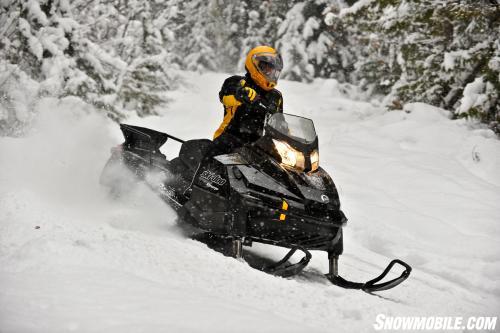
0;0;123;122
277;0;343;82
114;0;178;116
75;0;180;117
213;0;248;72
277;2;314;81
238;8;262;69
178;0;219;72
329;0;499;132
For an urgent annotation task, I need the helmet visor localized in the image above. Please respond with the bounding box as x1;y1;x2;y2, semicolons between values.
251;52;283;84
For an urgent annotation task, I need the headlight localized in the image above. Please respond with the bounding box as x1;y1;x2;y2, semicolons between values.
273;139;305;170
310;149;319;172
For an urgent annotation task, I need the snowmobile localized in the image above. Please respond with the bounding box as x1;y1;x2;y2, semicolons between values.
100;104;411;293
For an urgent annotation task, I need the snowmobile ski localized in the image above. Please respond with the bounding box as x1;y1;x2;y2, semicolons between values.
326;256;411;293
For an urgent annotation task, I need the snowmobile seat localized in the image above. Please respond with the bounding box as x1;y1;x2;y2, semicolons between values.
179;139;213;172
120;124;168;153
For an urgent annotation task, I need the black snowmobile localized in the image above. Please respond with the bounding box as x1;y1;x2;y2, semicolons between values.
100;108;411;293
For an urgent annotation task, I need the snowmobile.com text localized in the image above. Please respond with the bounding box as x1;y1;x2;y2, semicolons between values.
373;315;497;331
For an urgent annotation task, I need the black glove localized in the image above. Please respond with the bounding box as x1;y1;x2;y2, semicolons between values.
235;85;257;104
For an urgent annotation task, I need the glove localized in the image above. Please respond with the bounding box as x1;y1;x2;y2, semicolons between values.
235;85;257;104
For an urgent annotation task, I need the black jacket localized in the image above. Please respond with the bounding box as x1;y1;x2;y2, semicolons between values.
213;73;283;145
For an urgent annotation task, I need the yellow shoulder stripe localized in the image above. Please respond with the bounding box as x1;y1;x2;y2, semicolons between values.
213;105;238;139
222;95;242;107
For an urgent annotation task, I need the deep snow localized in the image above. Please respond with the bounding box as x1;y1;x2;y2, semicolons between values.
0;72;499;332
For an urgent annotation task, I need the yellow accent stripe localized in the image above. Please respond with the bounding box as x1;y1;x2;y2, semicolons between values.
214;105;237;139
282;200;288;210
214;94;243;139
279;214;286;221
222;95;242;107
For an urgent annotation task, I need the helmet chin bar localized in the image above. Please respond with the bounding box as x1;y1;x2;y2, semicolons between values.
251;71;276;91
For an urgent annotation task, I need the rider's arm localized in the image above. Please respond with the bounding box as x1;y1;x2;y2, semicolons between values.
219;76;244;107
214;76;246;140
220;76;258;106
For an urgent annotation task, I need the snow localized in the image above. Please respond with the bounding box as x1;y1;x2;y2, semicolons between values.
18;18;43;61
324;12;335;26
458;77;487;115
443;49;472;72
0;64;39;134
1;72;500;332
25;0;49;26
443;52;456;71
338;0;375;18
303;17;320;40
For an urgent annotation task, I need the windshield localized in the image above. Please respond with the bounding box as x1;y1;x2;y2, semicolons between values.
266;113;316;144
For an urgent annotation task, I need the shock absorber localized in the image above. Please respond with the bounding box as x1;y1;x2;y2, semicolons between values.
329;254;339;277
232;237;243;259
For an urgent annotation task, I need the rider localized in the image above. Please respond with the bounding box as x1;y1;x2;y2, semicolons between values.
211;45;284;154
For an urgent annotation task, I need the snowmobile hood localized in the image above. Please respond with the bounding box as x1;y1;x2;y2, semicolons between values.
235;164;301;201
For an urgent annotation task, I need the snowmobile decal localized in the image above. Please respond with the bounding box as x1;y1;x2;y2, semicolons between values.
199;170;227;186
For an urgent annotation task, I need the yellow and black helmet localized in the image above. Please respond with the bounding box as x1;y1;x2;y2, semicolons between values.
245;46;283;91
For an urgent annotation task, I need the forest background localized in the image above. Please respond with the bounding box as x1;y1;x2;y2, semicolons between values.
1;0;499;135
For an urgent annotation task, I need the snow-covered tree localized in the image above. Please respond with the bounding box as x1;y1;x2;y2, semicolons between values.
73;0;180;117
209;0;244;72
0;62;39;136
328;0;499;132
2;0;497;133
277;0;345;82
177;0;219;72
0;0;124;123
277;2;314;81
238;9;263;70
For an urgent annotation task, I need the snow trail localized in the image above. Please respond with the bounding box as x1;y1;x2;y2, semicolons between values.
1;72;499;332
